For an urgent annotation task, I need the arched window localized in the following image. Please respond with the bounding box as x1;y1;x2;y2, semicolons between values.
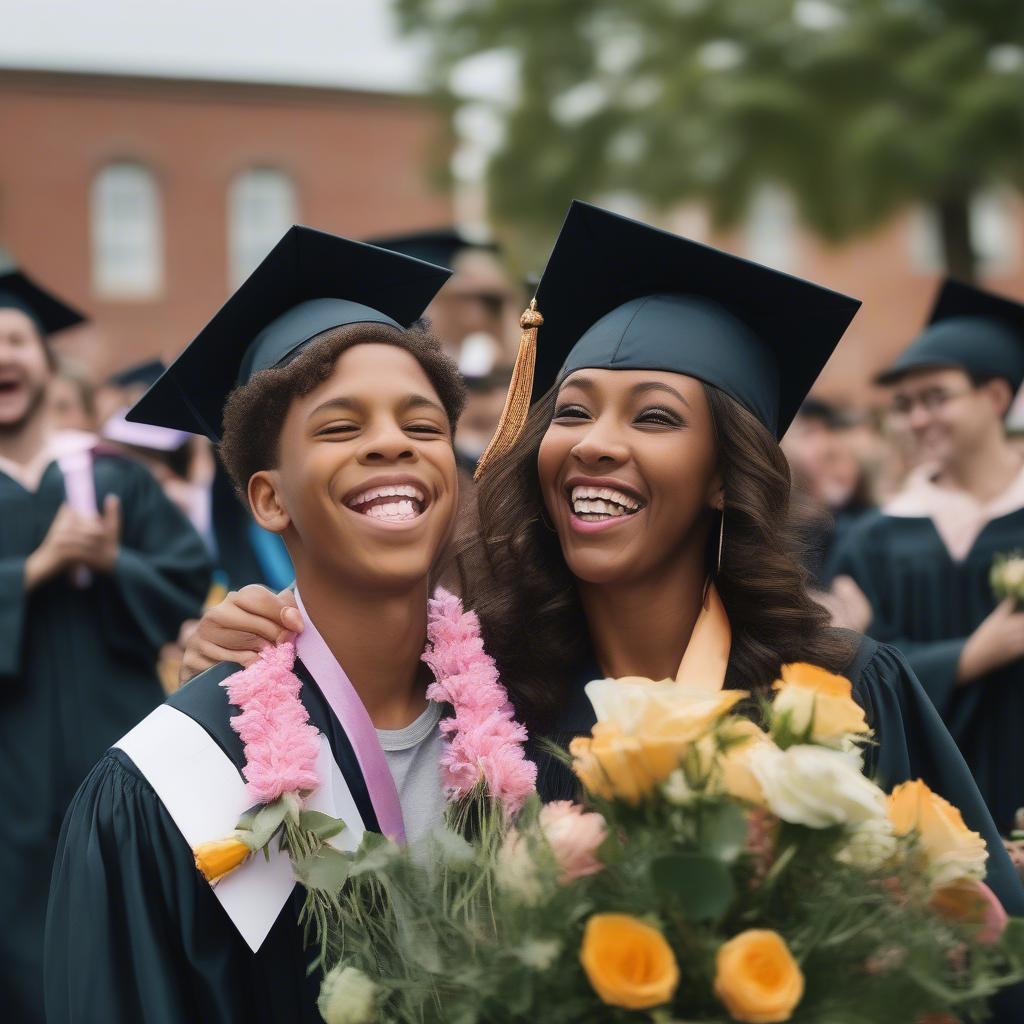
228;169;298;287
91;162;163;299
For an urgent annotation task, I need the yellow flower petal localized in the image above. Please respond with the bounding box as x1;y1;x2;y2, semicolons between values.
714;929;804;1023
580;914;679;1010
194;836;251;884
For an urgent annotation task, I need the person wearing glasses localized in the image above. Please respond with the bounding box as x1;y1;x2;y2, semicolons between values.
829;280;1024;835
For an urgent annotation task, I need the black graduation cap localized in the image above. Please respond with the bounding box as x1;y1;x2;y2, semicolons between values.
365;228;498;271
106;359;167;391
474;202;860;477
876;279;1024;391
0;269;86;337
536;201;860;436
127;225;452;441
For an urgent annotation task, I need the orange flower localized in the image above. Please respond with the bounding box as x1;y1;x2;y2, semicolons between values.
772;663;870;745
193;836;251;884
714;929;804;1023
888;780;988;887
571;679;744;803
579;913;679;1010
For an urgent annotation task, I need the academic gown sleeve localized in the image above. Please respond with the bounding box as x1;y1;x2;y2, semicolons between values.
0;555;27;676
831;517;964;717
45;750;317;1024
94;458;211;663
852;639;1024;1021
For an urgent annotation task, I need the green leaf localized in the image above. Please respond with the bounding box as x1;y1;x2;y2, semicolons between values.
235;804;261;832
424;825;476;868
651;852;735;922
348;831;402;877
236;797;291;850
1002;917;1024;961
298;809;347;842
700;803;748;863
292;844;351;892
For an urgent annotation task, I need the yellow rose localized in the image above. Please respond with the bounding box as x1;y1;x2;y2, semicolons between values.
573;678;745;802
193;835;251;884
713;717;773;807
714;929;804;1024
888;779;988;887
586;676;745;741
772;663;870;745
580;913;679;1010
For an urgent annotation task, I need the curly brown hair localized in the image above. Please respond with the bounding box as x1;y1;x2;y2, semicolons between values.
459;381;857;733
219;320;466;502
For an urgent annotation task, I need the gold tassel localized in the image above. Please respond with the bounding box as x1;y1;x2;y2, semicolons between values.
473;298;544;480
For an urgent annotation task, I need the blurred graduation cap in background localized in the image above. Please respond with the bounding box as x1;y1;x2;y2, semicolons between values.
0;263;86;338
876;278;1024;393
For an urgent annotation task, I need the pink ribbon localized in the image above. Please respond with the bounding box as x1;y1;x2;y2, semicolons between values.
293;588;406;844
56;449;97;589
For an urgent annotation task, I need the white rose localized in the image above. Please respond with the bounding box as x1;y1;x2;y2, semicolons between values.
496;830;543;905
317;965;380;1024
515;938;562;970
662;767;698;806
748;743;887;829
836;816;899;870
584;677;743;739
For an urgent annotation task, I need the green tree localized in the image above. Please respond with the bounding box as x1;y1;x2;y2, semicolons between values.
397;0;1024;279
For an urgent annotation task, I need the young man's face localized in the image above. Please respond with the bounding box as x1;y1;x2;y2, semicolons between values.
886;366;1007;468
0;308;51;432
257;343;458;593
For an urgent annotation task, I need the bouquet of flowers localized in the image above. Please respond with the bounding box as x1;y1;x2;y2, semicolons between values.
190;593;1023;1022
990;551;1024;605
302;658;1022;1023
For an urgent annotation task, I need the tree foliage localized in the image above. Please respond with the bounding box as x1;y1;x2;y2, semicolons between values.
397;0;1024;275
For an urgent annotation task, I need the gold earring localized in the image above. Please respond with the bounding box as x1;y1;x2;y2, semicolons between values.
716;508;725;575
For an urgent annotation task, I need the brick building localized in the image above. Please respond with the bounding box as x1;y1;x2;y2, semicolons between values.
2;64;1023;407
0;67;454;377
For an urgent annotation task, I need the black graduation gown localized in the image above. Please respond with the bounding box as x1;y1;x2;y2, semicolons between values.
44;659;380;1024
531;633;1024;1021
0;452;210;1024
830;508;1024;833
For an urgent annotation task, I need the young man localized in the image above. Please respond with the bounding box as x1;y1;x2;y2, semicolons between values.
830;279;1024;833
45;227;466;1023
0;270;211;1023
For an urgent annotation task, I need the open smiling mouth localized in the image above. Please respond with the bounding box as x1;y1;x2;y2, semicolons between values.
345;484;427;523
567;485;645;523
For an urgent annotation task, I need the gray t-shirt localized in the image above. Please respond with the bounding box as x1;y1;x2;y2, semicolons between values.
377;701;446;844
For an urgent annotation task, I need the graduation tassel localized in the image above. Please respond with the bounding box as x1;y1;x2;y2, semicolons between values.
473;298;544;480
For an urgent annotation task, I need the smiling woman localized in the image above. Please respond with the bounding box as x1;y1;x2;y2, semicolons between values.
462;206;1024;1022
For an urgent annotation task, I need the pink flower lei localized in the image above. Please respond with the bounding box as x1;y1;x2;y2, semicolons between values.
221;588;536;817
422;588;537;816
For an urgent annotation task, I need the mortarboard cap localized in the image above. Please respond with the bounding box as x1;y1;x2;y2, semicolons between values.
876;279;1024;391
365;227;498;271
0;269;86;337
475;202;860;476
127;225;452;441
107;359;167;391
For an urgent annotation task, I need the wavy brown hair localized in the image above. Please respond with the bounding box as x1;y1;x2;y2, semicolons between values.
458;382;857;733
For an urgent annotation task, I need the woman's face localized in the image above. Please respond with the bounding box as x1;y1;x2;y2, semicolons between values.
537;368;722;586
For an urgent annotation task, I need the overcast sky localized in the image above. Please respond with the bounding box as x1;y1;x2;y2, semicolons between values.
0;0;429;92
